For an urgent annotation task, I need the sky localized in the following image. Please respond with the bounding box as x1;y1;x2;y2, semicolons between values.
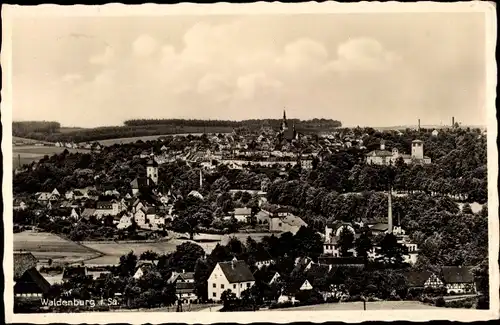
11;12;487;128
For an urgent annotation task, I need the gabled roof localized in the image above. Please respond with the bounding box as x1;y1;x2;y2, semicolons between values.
14;267;51;294
131;177;152;190
441;266;474;284
218;260;255;283
147;159;159;167
366;150;393;157
14;252;38;280
405;270;433;287
175;281;195;294
62;266;87;280
81;208;96;218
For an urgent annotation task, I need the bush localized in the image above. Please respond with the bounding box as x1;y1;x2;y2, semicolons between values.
435;297;446;307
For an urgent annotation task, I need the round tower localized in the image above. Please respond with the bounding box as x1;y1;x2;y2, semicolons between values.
146;159;159;185
411;140;424;160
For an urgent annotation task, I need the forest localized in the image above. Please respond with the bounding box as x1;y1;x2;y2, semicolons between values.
12;118;342;143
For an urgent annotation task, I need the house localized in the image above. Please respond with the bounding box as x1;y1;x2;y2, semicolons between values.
133;261;156;279
188;190;204;200
405;270;434;290
69;208;80;220
432;129;439;137
14;252;51;299
269;212;307;234
366;140;431;166
62;266;88;282
94;200;120;218
130;177;155;196
233;207;252;223
168;271;197;303
207;258;255;301
256;210;271;225
117;214;133;229
441;266;476;294
13;199;27;211
36;192;52;202
255;258;275;269
81;208;96;220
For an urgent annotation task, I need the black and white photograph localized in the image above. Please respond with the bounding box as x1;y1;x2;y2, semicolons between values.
2;2;498;323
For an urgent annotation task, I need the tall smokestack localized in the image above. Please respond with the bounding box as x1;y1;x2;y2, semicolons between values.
418;119;421;131
452;116;455;127
388;187;393;234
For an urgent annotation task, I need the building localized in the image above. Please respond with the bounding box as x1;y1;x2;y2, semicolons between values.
323;188;419;265
168;271;197;303
366;140;431;165
146;159;159;185
207;258;255;301
62;266;88;282
130;177;155;196
14;252;51;299
441;266;476;294
232;207;252;223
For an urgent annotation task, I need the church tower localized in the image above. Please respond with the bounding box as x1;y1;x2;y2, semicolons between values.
146;159;159;185
281;109;288;131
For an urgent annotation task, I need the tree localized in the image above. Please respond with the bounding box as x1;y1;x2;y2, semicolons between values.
338;228;355;257
171;242;205;272
377;233;406;266
355;229;373;264
119;251;138;277
194;258;211;302
220;289;238;310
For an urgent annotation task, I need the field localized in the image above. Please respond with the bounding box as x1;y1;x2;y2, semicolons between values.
93;133;209;146
12;145;91;169
269;301;441;311
82;232;277;265
14;231;102;264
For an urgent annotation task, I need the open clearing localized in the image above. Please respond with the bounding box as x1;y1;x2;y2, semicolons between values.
12;145;91;169
83;232;277;265
269;301;441;311
94;133;207;146
14;231;101;264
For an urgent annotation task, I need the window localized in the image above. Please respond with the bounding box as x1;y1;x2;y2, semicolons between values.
233;284;236;289
213;283;216;288
221;284;224;289
240;283;243;288
247;283;250;288
213;292;216;297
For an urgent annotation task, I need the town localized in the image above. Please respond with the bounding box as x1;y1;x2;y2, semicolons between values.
12;113;489;313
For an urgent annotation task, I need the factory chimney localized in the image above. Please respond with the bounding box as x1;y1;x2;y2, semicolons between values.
452;116;455;128
387;187;393;234
418;119;421;131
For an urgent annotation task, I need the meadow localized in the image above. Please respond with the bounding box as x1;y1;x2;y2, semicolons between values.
82;232;277;265
14;231;102;264
93;132;214;146
12;145;91;169
269;301;441;311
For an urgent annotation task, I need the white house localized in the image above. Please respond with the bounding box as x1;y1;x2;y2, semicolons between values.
117;215;133;229
233;207;252;223
207;258;255;301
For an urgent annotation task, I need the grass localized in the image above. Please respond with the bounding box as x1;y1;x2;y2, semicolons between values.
94;133;207;146
12;145;91;170
269;301;441;311
14;231;101;265
82;232;276;265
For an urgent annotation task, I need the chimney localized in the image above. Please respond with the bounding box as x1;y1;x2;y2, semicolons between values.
388;187;393;234
231;257;237;269
452;116;455;127
418;119;421;131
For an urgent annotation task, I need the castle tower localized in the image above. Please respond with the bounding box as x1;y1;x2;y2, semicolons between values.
146;159;159;185
388;187;393;234
411;140;424;160
380;140;386;150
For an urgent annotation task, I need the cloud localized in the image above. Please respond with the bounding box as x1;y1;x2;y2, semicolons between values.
132;34;159;57
89;46;115;65
61;73;82;84
327;38;401;72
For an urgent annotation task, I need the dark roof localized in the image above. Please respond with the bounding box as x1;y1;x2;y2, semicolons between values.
14;267;51;294
96;201;113;209
405;271;432;287
283;276;308;295
366;150;393;157
218;260;255;283
81;208;96;218
441;266;474;284
147;159;159;167
14;252;38;281
131;177;152;190
175;282;195;294
62;266;87;280
318;256;365;266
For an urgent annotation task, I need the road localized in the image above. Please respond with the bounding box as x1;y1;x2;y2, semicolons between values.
197;305;223;312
